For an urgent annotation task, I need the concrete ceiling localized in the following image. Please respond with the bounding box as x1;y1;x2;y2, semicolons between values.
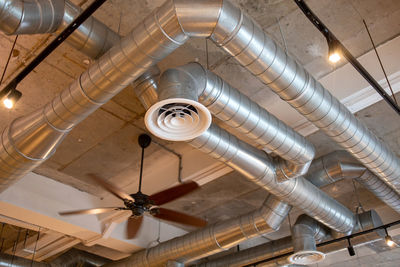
0;0;400;265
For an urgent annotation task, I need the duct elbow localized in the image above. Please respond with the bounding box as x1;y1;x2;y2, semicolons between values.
145;63;211;141
173;0;223;37
133;66;161;110
275;158;312;182
289;215;329;265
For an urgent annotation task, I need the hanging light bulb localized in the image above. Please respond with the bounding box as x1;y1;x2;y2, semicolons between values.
385;228;396;247
3;90;22;109
328;39;342;63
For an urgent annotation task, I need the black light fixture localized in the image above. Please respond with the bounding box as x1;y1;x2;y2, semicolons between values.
328;39;342;63
347;238;355;256
384;228;396;247
3;89;22;109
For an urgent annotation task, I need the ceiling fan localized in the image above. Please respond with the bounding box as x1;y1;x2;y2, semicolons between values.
59;134;207;238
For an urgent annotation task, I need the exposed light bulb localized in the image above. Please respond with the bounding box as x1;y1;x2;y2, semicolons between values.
2;90;22;109
386;235;395;247
328;39;342;64
3;98;13;109
329;52;341;63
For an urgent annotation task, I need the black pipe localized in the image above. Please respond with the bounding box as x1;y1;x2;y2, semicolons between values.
0;0;108;96
293;0;400;116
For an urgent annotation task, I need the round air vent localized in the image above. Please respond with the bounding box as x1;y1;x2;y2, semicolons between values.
145;98;211;141
288;250;325;265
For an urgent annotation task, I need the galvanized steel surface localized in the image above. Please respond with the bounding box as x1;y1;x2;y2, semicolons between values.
188;124;356;234
157;63;315;181
106;194;291;266
207;0;400;195
0;0;64;34
0;0;190;191
201;210;382;267
304;151;400;214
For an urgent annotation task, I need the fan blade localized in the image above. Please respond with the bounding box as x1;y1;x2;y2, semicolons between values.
152;208;207;228
88;173;134;201
149;181;199;205
126;216;143;239
59;207;121;216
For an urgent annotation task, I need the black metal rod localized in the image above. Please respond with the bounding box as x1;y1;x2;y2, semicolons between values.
0;0;108;96
0;35;18;86
293;0;400;116
243;218;400;266
138;147;145;193
363;19;398;105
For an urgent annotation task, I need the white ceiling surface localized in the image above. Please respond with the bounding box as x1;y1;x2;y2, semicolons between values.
0;0;399;263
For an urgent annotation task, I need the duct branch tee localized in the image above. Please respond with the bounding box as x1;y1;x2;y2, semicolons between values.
189;124;356;234
304;151;400;214
149;63;315;181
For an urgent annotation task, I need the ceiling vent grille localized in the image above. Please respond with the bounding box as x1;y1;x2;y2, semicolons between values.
145;98;211;141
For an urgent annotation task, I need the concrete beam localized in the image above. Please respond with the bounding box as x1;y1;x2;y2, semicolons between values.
0;172;187;260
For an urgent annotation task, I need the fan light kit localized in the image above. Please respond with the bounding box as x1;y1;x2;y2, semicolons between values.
59;134;207;238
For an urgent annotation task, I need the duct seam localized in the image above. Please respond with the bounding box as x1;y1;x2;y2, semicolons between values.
156;63;315;181
304;151;400;214
208;4;400;194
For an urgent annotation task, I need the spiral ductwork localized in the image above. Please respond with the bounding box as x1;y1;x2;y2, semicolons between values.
61;0;120;59
188;124;356;234
0;248;109;267
106;194;291;267
304;151;400;214
201;210;382;267
150;63;315;180
132;66;161;110
205;0;400;194
0;0;190;191
0;0;65;35
198;236;293;267
0;0;120;59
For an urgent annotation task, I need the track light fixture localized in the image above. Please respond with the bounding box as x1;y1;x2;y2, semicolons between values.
385;228;396;247
328;39;341;63
3;90;22;109
347;238;355;256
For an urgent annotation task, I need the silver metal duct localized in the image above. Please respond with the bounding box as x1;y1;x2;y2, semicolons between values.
197;214;329;267
289;215;328;265
51;248;111;266
304;151;400;214
198;236;293;267
0;253;49;267
61;0;120;59
0;0;190;191
204;0;400;193
132;67;161;110
0;0;65;35
189;124;356;234
0;0;120;59
106;194;291;267
200;210;382;267
166;261;184;267
154;63;315;181
0;248;109;267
